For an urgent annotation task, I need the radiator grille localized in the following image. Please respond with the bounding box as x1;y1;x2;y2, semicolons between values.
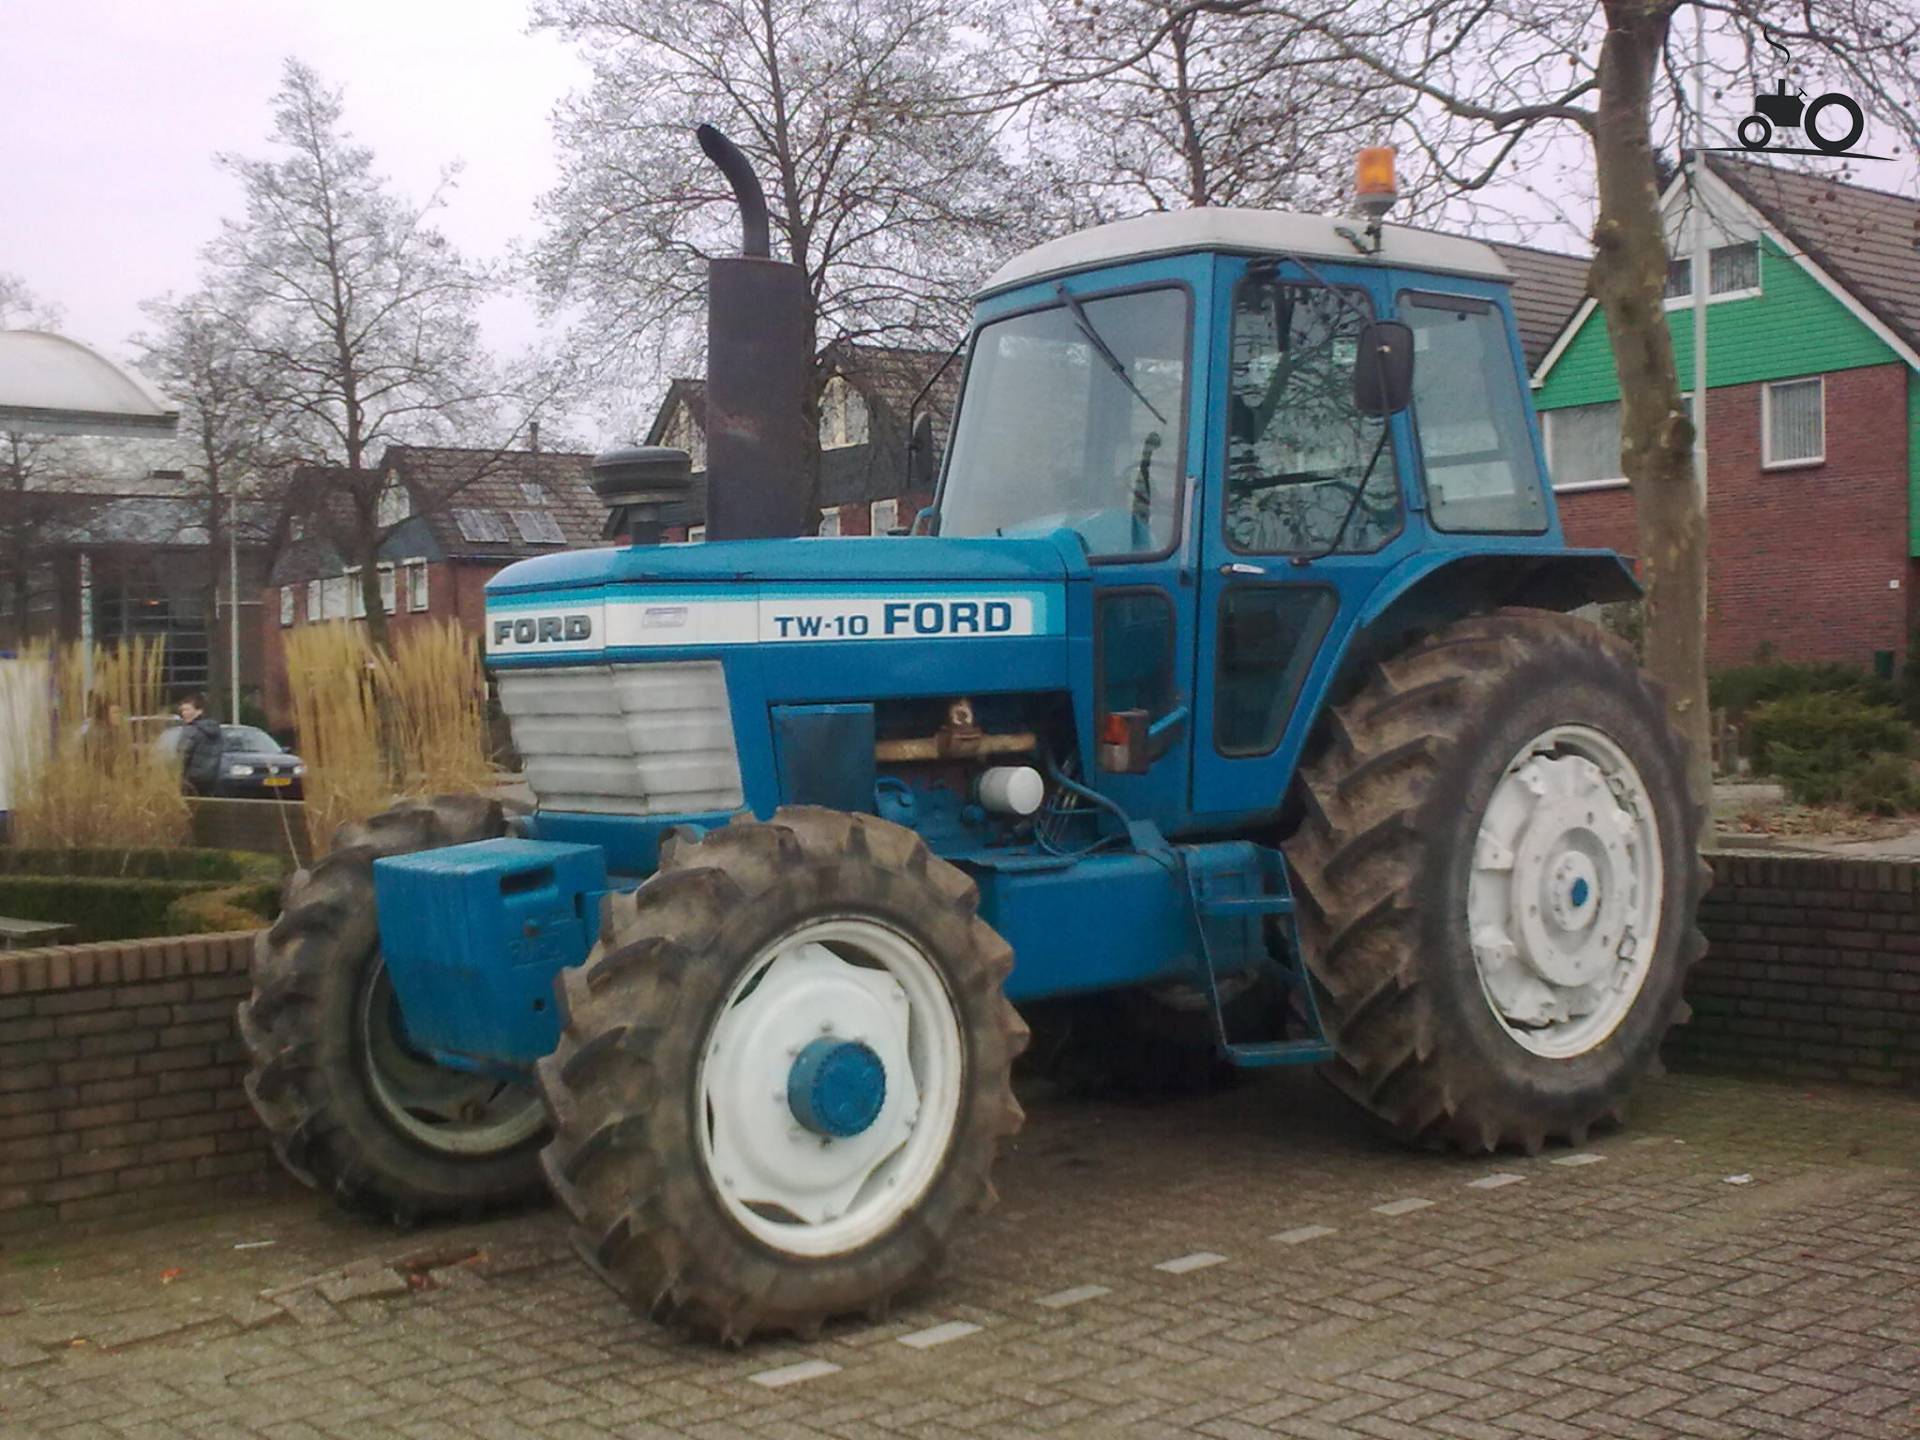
496;662;745;816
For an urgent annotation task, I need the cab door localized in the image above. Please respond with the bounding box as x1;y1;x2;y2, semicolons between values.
1189;255;1419;823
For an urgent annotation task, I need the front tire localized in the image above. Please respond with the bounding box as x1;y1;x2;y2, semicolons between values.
1283;609;1708;1153
536;807;1026;1343
238;795;550;1221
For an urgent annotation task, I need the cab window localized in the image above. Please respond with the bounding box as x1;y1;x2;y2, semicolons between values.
1401;293;1547;533
1225;278;1402;555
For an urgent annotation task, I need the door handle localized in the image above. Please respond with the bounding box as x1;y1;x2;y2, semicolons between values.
1219;562;1267;577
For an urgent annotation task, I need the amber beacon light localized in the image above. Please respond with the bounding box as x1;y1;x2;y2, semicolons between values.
1355;147;1398;218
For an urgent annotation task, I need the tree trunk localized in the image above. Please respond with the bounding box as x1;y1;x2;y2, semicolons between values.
1590;1;1712;816
359;549;391;652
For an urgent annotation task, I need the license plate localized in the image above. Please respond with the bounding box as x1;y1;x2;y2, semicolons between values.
263;776;292;788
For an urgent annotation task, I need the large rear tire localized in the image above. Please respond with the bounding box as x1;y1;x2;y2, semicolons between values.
1283;609;1708;1153
536;807;1026;1343
238;795;549;1222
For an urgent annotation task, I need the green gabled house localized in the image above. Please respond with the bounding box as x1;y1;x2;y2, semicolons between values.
1533;154;1920;671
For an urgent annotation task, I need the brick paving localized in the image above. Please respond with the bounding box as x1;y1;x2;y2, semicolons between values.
2;1070;1916;1439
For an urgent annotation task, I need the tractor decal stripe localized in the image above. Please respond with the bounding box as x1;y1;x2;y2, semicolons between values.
485;585;1056;654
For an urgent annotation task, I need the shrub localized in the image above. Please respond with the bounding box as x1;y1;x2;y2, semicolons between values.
1746;693;1910;775
162;883;277;935
1840;753;1920;817
1710;661;1897;720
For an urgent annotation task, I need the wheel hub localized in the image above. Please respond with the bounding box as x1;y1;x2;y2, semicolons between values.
696;918;961;1256
1468;726;1664;1058
787;1037;888;1139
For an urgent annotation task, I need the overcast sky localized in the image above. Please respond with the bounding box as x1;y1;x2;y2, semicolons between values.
3;0;583;367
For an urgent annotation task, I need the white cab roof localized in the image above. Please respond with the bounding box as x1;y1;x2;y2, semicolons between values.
979;208;1511;298
0;330;180;436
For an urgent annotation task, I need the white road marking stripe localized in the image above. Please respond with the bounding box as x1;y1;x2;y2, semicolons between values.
749;1359;841;1388
1372;1197;1435;1216
1035;1284;1111;1308
1270;1225;1337;1245
1467;1173;1526;1190
897;1321;981;1348
1154;1252;1227;1274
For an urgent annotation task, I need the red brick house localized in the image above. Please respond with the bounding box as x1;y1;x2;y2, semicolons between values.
1534;156;1920;672
645;341;964;540
259;444;604;727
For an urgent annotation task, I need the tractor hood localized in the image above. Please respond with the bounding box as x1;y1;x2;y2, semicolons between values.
482;533;1086;675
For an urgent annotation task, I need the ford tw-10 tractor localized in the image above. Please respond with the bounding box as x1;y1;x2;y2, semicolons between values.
240;135;1706;1342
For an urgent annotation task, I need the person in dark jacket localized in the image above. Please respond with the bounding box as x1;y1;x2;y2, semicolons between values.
174;693;223;796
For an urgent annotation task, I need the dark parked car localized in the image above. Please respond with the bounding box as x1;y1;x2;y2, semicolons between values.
157;723;306;799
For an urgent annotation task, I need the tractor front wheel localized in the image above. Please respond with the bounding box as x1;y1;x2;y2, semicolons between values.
536;807;1026;1343
1284;609;1707;1153
238;796;550;1222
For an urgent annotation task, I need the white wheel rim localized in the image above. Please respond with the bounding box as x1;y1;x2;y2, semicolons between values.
1467;724;1664;1059
695;916;964;1258
358;960;547;1156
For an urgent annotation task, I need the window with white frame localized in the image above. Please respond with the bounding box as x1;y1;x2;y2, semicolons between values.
869;497;900;535
307;578;322;620
378;562;397;614
405;558;429;611
1763;377;1824;468
279;586;294;626
322;574;350;620
1543;402;1626;489
376;477;411;529
346;566;367;618
818;507;843;537
1664;240;1761;305
819;376;870;450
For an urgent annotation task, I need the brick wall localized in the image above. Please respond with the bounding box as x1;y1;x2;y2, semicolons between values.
0;932;279;1231
1676;853;1920;1088
1557;364;1913;670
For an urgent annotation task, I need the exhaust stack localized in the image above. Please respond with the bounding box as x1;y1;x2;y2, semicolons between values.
696;125;812;541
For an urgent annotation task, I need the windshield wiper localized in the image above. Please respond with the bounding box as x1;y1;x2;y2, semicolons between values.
1055;284;1168;425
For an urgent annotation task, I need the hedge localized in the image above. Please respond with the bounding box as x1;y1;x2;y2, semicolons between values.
0;847;285;940
0;847;283;882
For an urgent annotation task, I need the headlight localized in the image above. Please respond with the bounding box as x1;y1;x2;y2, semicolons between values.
292;763;306;777
227;763;254;777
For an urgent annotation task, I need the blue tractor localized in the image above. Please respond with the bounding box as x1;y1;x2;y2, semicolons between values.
240;137;1705;1342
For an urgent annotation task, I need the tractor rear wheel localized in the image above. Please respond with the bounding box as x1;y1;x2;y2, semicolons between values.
536;807;1026;1343
238;796;549;1222
1283;609;1707;1153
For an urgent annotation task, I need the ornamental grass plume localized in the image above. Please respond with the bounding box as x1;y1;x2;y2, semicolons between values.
4;637;186;851
284;620;493;854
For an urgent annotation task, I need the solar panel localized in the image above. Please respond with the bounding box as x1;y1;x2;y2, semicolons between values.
509;509;567;544
453;508;509;542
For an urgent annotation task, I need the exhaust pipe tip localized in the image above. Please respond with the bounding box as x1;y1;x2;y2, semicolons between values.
696;125;771;260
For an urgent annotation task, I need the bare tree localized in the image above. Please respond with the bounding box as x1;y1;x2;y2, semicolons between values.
134;290;291;716
203;59;557;646
1141;0;1920;808
533;0;1032;496
1015;0;1414;225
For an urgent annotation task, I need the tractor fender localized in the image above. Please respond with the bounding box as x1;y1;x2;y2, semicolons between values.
1332;548;1639;706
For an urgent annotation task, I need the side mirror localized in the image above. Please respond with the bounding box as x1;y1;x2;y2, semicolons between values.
907;412;938;490
1353;320;1414;417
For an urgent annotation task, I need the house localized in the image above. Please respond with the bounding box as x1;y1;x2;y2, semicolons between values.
259;443;605;726
0;436;283;707
1533;154;1920;672
644;341;963;539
